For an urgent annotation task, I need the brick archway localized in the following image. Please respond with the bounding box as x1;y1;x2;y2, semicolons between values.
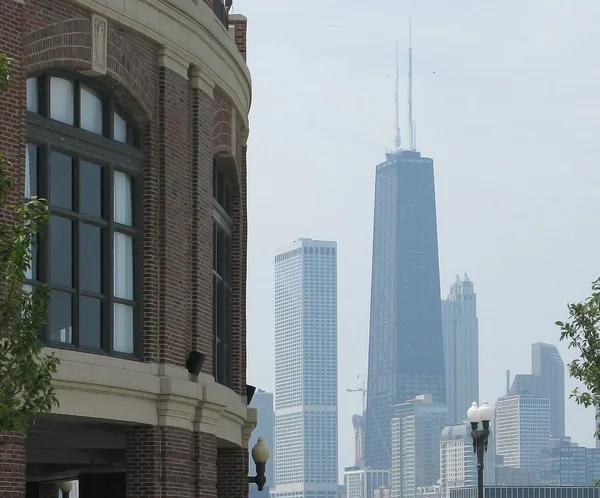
22;17;154;124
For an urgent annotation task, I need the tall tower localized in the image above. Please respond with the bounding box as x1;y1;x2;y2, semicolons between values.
365;25;445;470
442;274;479;425
272;238;338;498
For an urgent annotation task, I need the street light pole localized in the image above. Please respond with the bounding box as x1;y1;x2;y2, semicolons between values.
467;401;493;498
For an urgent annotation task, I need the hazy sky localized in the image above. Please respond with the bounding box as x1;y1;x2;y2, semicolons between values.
235;0;600;479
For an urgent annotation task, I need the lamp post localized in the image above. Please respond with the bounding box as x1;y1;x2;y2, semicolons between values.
248;437;270;491
58;481;73;498
467;401;493;498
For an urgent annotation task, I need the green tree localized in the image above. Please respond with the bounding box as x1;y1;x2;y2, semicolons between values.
0;53;59;437
556;278;600;440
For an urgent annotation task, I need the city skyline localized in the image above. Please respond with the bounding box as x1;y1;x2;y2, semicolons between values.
238;0;600;479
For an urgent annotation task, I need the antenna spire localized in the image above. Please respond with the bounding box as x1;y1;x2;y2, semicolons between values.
394;39;401;151
408;16;415;151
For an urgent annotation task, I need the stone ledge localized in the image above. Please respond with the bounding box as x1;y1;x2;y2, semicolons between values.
45;347;252;447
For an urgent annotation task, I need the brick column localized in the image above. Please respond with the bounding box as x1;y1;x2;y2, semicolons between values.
126;426;195;498
194;432;217;498
0;432;26;498
217;447;248;498
156;59;193;368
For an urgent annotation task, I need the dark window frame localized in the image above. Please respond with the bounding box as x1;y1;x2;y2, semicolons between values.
26;70;144;359
212;157;233;388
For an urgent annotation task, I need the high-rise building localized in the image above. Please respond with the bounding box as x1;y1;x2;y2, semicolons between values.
539;437;587;486
441;275;479;425
495;394;551;477
390;395;448;498
510;343;565;438
365;45;446;467
344;467;389;498
249;389;275;492
272;238;338;498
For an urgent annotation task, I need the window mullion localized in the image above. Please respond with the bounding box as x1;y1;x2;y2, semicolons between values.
74;80;81;129
73;157;81;348
107;164;115;354
40;145;51;344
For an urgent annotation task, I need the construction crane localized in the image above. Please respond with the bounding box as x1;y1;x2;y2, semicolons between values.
347;374;367;414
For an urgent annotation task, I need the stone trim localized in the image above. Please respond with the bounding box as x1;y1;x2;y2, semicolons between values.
46;348;252;448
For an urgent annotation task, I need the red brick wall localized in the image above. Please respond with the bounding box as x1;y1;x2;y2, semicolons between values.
0;432;26;498
195;432;218;498
217;447;248;498
37;482;59;498
157;66;193;367
230;19;248;61
191;86;216;375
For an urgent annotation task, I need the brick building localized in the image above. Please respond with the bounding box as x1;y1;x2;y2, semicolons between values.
0;0;258;496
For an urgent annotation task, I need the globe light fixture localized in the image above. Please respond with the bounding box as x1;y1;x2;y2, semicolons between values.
467;401;492;498
248;437;270;491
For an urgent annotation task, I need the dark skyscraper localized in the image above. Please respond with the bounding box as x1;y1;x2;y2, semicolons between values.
364;27;446;470
364;148;446;470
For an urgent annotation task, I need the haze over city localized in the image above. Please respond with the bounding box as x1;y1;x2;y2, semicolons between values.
238;0;600;478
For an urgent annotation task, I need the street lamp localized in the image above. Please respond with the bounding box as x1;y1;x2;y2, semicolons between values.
467;401;493;498
58;481;73;498
248;437;270;491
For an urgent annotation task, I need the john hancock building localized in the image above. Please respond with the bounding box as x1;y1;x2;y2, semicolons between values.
0;0;261;497
365;142;446;470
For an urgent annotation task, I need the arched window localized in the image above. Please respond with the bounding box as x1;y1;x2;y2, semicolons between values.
212;157;233;387
26;72;142;357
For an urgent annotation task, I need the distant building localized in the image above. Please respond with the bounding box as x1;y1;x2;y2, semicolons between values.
374;487;391;498
510;343;565;438
390;394;448;498
344;467;389;498
249;389;274;490
450;487;600;498
441;275;479;426
495;467;535;486
495;393;550;478
353;414;366;468
272;239;338;498
586;448;600;484
539;437;586;486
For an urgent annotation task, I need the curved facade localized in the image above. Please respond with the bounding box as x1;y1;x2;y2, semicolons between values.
0;0;255;496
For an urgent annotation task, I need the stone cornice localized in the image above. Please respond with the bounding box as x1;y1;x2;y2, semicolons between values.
46;348;253;447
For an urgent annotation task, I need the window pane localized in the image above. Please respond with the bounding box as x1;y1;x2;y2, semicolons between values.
25;143;37;198
114;232;133;300
80;296;102;349
50;151;73;210
80;223;102;293
80;160;102;217
50;77;74;125
114;303;133;353
50;216;72;287
80;86;103;134
27;77;37;113
114;171;133;225
114;112;127;143
50;291;73;344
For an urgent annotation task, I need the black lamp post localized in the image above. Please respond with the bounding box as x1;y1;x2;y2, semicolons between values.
248;437;270;491
467;401;493;498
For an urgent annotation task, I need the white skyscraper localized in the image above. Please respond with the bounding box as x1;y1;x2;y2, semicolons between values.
272;238;338;498
495;394;551;472
442;274;479;426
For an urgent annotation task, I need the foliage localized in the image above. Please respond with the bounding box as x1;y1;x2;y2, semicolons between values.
0;54;59;438
556;278;600;441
